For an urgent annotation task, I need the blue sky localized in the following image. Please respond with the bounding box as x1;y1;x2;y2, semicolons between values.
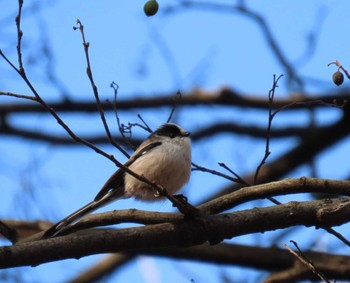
1;0;350;282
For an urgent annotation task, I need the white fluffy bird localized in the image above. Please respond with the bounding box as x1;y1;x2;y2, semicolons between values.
43;123;192;238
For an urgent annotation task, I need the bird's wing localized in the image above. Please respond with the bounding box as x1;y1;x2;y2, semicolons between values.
42;141;162;239
94;141;162;201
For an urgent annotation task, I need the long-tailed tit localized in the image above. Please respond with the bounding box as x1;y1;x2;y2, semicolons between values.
42;123;192;238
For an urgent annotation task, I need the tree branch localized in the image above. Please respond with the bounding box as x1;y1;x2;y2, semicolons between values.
2;197;350;268
69;243;350;283
1;89;348;115
206;111;350;201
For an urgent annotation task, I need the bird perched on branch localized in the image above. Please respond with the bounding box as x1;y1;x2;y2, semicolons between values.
42;123;192;238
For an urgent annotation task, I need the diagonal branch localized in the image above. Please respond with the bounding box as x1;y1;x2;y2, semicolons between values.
205;111;350;201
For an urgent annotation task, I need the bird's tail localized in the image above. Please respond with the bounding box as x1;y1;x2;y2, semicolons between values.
42;181;125;239
42;196;111;239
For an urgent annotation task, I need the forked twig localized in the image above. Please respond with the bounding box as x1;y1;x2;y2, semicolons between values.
73;20;129;158
253;75;345;187
218;163;250;185
110;82;128;142
254;74;283;185
191;162;246;184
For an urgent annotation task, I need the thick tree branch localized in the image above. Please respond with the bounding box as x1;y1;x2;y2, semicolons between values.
69;243;350;283
199;177;350;214
1;88;347;148
0;119;328;145
1;89;348;115
1;197;350;268
3;177;347;241
3;177;349;242
67;253;132;283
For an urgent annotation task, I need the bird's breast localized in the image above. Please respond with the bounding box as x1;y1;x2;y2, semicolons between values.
123;141;191;201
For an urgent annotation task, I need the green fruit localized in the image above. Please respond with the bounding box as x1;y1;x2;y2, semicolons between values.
144;0;159;17
332;71;344;86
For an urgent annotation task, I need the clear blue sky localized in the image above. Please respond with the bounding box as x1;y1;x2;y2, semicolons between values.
1;1;350;282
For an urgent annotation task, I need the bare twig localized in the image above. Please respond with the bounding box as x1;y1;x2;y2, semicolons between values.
283;241;331;283
15;0;24;74
271;99;346;120
254;74;284;185
191;162;244;184
0;91;37;101
108;83;152;149
136;115;152;132
324;227;350;249
253;74;343;187
107;82;137;153
167;91;182;123
110;82;129;142
73;20;129;158
218;162;250;186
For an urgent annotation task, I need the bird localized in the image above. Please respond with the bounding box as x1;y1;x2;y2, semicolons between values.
42;123;192;238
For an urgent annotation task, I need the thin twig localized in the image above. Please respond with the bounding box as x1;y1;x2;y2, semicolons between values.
110;82;128;140
136;115;152;132
324;227;350;248
252;78;344;185
73;20;130;158
218;163;250;186
191;162;244;184
15;0;24;74
167;91;182;123
283;241;331;283
0;91;37;101
108;82;134;154
271;99;346;120
123;119;152;134
254;74;283;184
